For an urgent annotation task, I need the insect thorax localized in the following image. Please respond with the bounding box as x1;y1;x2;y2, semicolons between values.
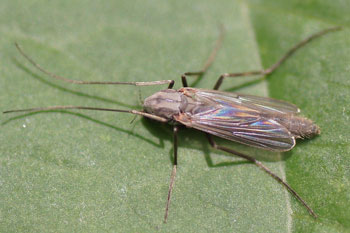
143;89;187;120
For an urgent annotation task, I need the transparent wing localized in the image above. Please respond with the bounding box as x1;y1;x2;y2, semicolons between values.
176;88;296;151
192;88;300;114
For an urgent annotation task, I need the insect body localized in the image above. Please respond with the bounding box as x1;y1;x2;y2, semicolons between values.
4;26;341;223
144;87;320;151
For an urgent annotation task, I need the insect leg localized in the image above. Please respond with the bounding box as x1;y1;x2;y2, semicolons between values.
206;134;317;218
3;106;168;122
15;43;175;89
181;25;225;87
213;26;341;90
164;125;179;223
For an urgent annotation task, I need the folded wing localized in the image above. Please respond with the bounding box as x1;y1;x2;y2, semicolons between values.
176;88;296;151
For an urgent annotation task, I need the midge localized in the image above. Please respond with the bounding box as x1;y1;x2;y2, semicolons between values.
4;26;341;222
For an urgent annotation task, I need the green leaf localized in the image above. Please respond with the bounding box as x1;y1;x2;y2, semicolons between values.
1;0;349;232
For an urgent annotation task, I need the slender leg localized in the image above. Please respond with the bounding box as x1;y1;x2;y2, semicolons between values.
164;126;179;223
15;43;175;88
167;80;175;89
181;25;225;87
3;106;168;122
213;26;341;90
206;134;317;218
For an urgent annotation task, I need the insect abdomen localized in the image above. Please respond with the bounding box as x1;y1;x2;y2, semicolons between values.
273;114;320;139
